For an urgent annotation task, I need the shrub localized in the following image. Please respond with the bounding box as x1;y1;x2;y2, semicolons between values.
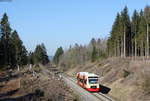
123;69;130;78
35;89;44;97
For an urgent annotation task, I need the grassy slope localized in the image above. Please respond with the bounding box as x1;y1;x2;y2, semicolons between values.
66;57;150;101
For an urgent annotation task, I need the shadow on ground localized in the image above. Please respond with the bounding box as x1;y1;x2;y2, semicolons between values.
0;93;36;101
0;89;44;101
99;84;111;94
0;89;19;98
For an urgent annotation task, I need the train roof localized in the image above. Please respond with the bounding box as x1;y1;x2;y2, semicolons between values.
78;72;99;77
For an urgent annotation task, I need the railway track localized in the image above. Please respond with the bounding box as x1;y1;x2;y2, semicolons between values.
62;74;116;101
92;93;114;101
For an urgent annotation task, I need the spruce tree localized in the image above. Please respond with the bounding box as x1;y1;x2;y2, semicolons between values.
28;52;34;65
0;13;12;67
110;13;122;56
0;24;3;66
137;10;147;56
40;43;49;65
53;47;64;64
121;6;131;57
34;43;49;65
90;38;96;46
91;45;97;62
11;30;28;66
144;6;150;58
131;10;140;57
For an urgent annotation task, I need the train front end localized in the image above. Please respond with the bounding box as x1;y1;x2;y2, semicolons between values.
76;72;100;92
86;74;100;92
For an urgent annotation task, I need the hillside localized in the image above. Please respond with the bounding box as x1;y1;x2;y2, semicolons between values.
65;57;150;101
0;65;78;101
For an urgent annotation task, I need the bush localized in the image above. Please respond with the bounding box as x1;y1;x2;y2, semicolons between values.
35;89;44;97
123;69;130;78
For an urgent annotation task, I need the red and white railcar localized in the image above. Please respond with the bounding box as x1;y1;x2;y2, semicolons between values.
76;72;100;92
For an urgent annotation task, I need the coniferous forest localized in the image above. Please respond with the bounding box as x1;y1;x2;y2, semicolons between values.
2;2;150;101
54;6;150;70
1;6;150;69
0;13;49;69
107;6;150;58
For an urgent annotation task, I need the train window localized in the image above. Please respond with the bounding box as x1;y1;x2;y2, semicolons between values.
88;77;98;78
89;79;98;84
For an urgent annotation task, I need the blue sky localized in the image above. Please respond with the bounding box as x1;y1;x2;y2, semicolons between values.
0;0;149;55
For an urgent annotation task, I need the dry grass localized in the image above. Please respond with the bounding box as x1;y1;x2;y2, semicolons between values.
66;57;150;101
0;66;78;101
136;69;150;93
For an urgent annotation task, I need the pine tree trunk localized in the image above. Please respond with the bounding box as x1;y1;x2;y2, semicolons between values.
115;42;117;57
135;38;137;58
142;43;145;60
119;39;121;57
142;43;144;57
132;40;134;57
145;44;146;58
115;47;117;57
115;43;117;57
118;40;120;57
124;26;126;57
147;24;149;58
121;37;124;58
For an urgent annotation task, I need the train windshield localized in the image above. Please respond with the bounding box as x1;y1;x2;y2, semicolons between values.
88;79;98;84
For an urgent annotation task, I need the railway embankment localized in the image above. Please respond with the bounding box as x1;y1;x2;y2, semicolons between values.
0;65;79;101
65;57;150;101
62;74;116;101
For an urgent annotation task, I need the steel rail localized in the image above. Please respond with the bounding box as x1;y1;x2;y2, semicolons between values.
63;74;115;101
